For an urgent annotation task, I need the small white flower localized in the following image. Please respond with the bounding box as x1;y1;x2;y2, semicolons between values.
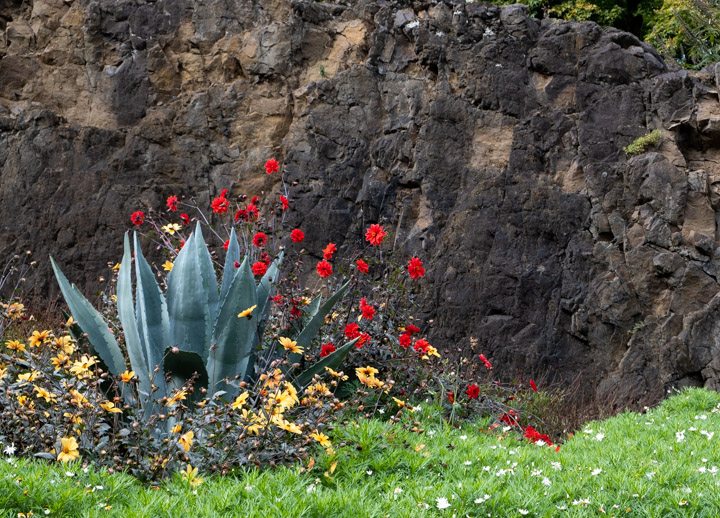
646;472;655;479
65;471;74;477
676;430;686;443
682;487;692;494
518;509;529;515
535;440;546;446
474;494;491;504
695;415;707;420
378;409;385;414
593;433;605;441
551;462;562;471
556;505;567;510
306;484;316;494
679;500;687;506
542;477;551;486
531;470;542;477
44;510;51;515
591;468;602;476
699;467;707;473
459;435;467;441
366;470;373;476
464;461;472;465
436;497;451;510
428;430;436;437
245;485;254;491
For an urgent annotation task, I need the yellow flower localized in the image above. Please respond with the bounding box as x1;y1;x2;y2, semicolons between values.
65;316;75;327
171;425;182;433
178;431;194;453
324;367;348;380
310;430;332;448
421;345;441;359
231;392;249;410
69;389;89;407
181;464;204;486
111;263;121;272
16;370;41;385
5;339;25;352
51;352;71;371
17;394;33;408
166;389;188;406
239;409;266;435
278;336;303;354
63;412;83;425
29;330;51;348
69;355;98;378
33;385;57;403
305;383;331;397
259;368;283;389
392;397;414;411
272;416;302;434
162;260;174;272
57;436;80;463
162;223;182;235
0;364;6;382
100;401;122;413
237;305;257;318
120;370;135;383
6;302;24;318
356;366;379;378
52;335;73;351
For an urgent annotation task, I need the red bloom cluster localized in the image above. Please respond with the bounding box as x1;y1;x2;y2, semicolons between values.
356;332;370;349
359;297;375;320
180;213;190;225
290;229;304;243
316;259;332;278
265;158;279;174
253;232;267;247
499;409;519;426
523;426;553;446
235;203;259;222
251;261;267;276
479;354;492;369
279;195;289;211
130;211;144;226
413;338;430;354
447;392;455;404
356;259;369;274
344;323;360;340
167;195;178;212
529;379;537;392
320;342;336;358
223;239;230;251
466;383;480;399
365;224;386;246
211;189;229;214
322;243;337;259
234;261;240;268
407;257;425;280
398;323;420;348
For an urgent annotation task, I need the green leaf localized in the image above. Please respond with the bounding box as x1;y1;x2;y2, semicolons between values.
166;229;207;359
220;227;240;303
117;234;150;398
50;257;126;376
292;337;358;388
164;348;208;402
133;233;169;399
207;257;257;398
194;223;219;354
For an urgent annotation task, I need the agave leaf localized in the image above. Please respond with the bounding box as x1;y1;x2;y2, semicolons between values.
220;227;240;303
292;337;359;388
133;233;169;400
289;280;351;365
50;257;126;376
208;258;257;398
164;348;208;402
255;252;283;334
166;229;207;360
117;234;150;398
194;223;219;352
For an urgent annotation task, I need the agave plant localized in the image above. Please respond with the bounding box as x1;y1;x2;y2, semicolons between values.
50;223;356;412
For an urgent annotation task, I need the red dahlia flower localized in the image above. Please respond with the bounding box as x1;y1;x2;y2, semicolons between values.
466;384;480;399
280;195;289;211
316;260;332;278
356;259;369;273
479;354;492;369
322;243;337;259
211;190;229;214
320;342;336;358
223;239;229;251
265;158;279;174
365;224;386;246
356;332;370;348
166;195;178;212
290;229;304;243
253;232;267;247
530;379;537;392
407;257;425;279
251;261;268;276
359;297;375;320
344;323;360;339
130;211;144;226
413;339;430;354
399;333;411;348
180;213;190;225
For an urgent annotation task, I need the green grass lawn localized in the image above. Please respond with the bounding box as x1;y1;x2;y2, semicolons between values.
1;387;719;517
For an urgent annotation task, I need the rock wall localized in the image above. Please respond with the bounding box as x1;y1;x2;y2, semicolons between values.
3;0;720;402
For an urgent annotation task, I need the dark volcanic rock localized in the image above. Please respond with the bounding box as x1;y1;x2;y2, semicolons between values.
2;0;720;403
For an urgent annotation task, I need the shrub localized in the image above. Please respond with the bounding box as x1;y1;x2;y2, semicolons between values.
623;129;662;155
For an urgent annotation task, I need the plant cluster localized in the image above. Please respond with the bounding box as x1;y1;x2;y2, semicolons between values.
623;129;663;155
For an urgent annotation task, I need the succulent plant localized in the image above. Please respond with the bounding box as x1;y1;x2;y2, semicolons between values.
50;223;356;411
